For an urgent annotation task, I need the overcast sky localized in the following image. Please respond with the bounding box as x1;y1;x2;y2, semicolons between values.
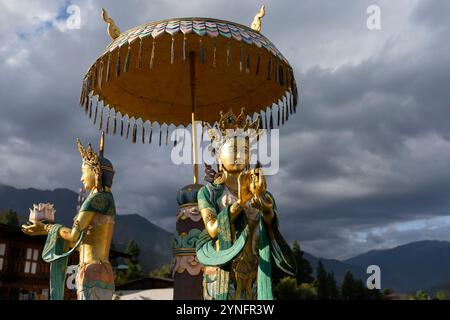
1;0;450;260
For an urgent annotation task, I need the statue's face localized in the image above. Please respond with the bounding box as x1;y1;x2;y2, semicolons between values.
81;163;96;191
220;137;249;173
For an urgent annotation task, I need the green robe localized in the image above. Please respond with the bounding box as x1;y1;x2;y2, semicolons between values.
196;183;296;300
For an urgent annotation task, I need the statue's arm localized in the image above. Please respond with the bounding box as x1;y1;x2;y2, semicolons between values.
57;211;95;243
200;208;218;239
198;186;243;239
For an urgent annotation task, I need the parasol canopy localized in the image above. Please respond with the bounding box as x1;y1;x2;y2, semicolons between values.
80;14;298;131
79;8;299;182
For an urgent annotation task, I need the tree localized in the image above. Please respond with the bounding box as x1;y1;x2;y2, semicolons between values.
341;270;374;300
327;272;340;299
117;240;144;284
0;209;19;227
150;264;172;279
415;290;429;300
316;260;330;300
436;291;450;300
292;241;314;284
275;277;302;300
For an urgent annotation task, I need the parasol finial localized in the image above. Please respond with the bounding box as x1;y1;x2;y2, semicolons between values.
250;4;265;33
101;8;121;40
99;131;105;158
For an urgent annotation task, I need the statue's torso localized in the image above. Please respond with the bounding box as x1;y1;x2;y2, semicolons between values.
76;191;116;299
214;186;260;299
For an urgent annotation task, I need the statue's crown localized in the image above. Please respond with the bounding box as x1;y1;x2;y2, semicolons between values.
77;139;100;169
207;108;261;154
217;108;260;134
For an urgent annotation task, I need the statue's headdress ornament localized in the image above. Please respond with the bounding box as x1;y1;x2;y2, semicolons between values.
77;132;114;173
77;139;100;170
207;108;260;156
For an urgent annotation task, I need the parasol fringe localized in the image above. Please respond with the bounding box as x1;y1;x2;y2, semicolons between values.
239;45;243;72
171;36;175;65
106;53;111;82
126;118;131;140
165;125;169;145
89;97;93;119
142;123;145;144
124;45;131;73
213;40;217;68
79;79;85;106
270;108;273;130
259;113;263;129
274;60;278;84
92;65;97;92
86;94;92;114
279;64;285;86
99;106;104;130
150;39;156;69
149;122;153;144
199;38;205;65
159;125;162;146
174;128;177;147
99;60;104;89
116;50;121;78
227;41;231;65
267;57;272;80
285;97;289;122
291;89;296;113
289;88;297;113
137;38;143;68
288;92;293;115
93;99;99;125
132;121;137;144
84;92;90;114
113;113;117;135
246;53;250;74
183;35;187;62
256;55;260;75
120;116;124;137
105;109;110;134
264;110;268;130
182;130;186;149
277;103;280;127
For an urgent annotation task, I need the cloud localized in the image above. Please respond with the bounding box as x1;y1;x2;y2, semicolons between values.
0;0;450;259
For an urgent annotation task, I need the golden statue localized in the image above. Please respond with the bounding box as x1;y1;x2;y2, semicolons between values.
22;132;117;300
196;108;296;300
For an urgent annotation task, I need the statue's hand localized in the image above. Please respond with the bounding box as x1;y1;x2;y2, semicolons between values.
250;166;266;197
22;220;49;236
251;193;274;223
238;171;253;205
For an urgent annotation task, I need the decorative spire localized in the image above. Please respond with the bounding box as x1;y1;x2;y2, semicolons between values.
250;4;265;33
101;8;121;40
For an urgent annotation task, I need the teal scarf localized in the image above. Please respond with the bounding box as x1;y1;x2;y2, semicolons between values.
196;205;275;300
41;225;84;300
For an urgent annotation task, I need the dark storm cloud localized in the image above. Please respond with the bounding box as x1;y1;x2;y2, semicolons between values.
1;0;450;259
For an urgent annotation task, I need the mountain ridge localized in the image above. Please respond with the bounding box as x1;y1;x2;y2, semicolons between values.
1;183;450;293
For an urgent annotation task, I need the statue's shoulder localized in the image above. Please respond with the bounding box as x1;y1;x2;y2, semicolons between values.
198;183;224;212
80;191;115;215
199;183;224;197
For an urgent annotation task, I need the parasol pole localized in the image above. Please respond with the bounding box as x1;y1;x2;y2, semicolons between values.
189;51;199;184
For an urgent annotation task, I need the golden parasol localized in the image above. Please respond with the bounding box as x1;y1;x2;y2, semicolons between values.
79;6;299;183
